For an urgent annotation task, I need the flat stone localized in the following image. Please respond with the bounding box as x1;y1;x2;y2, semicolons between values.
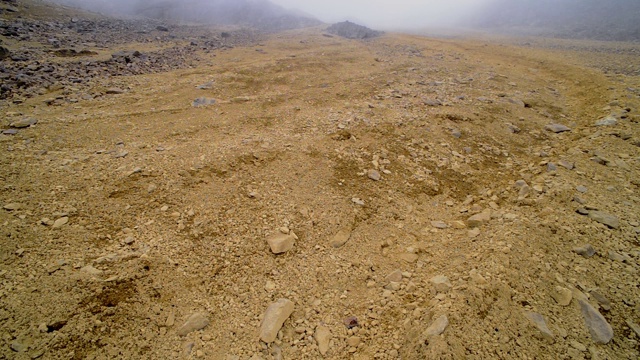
329;227;352;248
608;250;631;263
105;88;125;94
558;160;574;170
3;129;18;135
451;220;466;229
576;185;588;193
467;210;491;228
424;315;448;337
10;118;37;128
431;221;448;229
52;217;69;229
315;325;331;355
573;244;596;258
545;123;571;133
385;269;403;284
266;233;295;254
259;298;294;343
626;320;640;338
399;252;419;263
587;211;620;229
192;97;216;107
3;203;23;211
595;115;617;126
551;287;573;306
430;275;452;293
590;290;611;311
525;312;554;342
468;228;481;238
177;313;210;336
578;299;613;344
367;169;381;181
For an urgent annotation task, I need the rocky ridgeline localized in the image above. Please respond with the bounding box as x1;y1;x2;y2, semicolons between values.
0;16;259;102
326;21;383;40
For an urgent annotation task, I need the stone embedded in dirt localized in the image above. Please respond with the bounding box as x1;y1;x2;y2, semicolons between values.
3;203;23;211
10;117;37;128
367;169;381;181
106;88;125;94
590;290;611;311
558;160;574;170
177;313;210;336
259;298;294;343
0;46;9;60
626;320;640;338
525;312;555;342
192;97;216;107
451;129;462;138
546;162;557;171
544;123;571;133
573;244;596;258
52;217;69;229
329;227;352;248
266;233;296;254
424;315;449;337
385;269;403;284
576;185;588;193
608;250;631;263
315;325;331;355
467;210;491;228
551;287;573;306
81;265;103;276
430;275;452;293
399;252;419;263
197;81;214;90
578;299;613;344
156;25;169;32
431;221;448;229
423;99;442;106
595;115;617;126
3;129;18;135
469;269;487;284
587;211;619;229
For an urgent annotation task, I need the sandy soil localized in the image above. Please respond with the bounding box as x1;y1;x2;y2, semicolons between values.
1;3;640;360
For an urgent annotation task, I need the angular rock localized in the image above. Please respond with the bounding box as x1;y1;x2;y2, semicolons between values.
573;244;596;258
315;325;331;356
329;227;352;248
430;275;452;293
3;203;23;211
590;290;611;311
467;210;491;228
10;118;37;128
551;287;573;306
558;160;574;170
266;233;295;254
385;269;403;284
192;97;216;107
544;124;571;133
367;169;381;181
177;313;210;336
525;312;554;342
595;116;617;126
259;298;294;343
424;315;448;337
578;299;613;344
399;253;419;263
587;211;619;229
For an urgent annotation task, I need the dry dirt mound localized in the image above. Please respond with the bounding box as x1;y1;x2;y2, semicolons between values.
1;2;640;360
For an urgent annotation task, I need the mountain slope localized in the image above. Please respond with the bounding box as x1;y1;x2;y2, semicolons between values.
472;0;640;41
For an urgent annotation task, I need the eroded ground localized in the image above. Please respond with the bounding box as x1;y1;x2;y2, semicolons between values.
1;5;640;360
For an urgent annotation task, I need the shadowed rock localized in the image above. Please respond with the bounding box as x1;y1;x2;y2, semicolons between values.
326;21;383;39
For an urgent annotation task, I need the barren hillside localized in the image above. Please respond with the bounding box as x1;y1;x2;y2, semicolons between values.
1;1;640;359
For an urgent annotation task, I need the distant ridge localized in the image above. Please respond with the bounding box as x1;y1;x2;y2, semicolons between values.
473;0;640;41
326;21;383;40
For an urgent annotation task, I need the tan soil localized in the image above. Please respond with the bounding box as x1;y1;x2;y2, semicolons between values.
1;5;640;360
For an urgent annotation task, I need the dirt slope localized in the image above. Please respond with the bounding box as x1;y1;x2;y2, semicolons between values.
1;5;640;360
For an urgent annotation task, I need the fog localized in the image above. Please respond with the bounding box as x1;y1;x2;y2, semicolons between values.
50;0;492;29
271;0;490;29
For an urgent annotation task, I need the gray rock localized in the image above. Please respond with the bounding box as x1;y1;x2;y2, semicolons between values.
423;99;442;106
430;275;452;293
595;116;617;126
467;210;491;228
367;169;381;181
576;185;588;193
259;299;294;343
3;129;18;135
558;160;574;170
10;118;37;128
197;81;214;90
525;312;554;342
587;211;620;229
192;97;216;107
578;299;613;344
431;221;448;229
544;124;571;133
546;163;557;171
573;244;596;258
266;233;295;254
590;290;611;311
451;129;462;138
626;320;640;338
424;315;448;337
177;313;210;336
0;46;10;61
105;88;125;94
608;250;631;263
330;227;352;248
315;325;331;355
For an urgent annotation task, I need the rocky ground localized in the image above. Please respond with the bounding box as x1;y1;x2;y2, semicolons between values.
1;1;640;360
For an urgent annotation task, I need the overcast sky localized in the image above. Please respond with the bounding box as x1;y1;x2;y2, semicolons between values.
271;0;490;29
